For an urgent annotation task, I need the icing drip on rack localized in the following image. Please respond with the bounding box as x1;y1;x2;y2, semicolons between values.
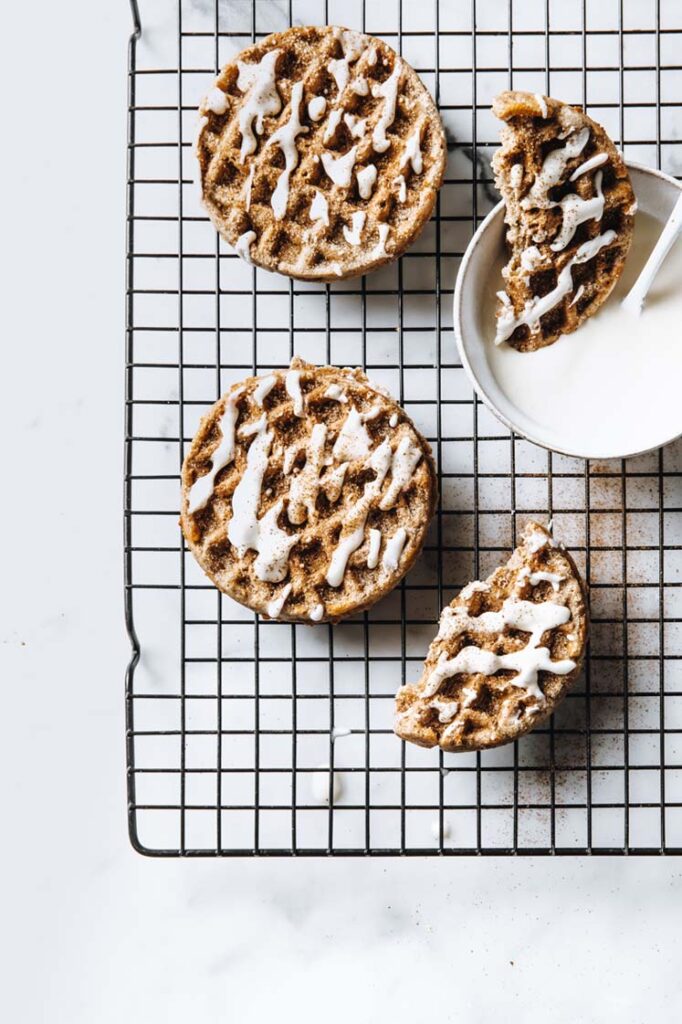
188;388;244;514
236;49;282;162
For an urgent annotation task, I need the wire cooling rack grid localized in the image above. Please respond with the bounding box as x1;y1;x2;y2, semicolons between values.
125;0;682;855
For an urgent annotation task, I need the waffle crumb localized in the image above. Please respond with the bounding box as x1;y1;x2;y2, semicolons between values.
181;358;437;623
196;25;447;281
394;522;588;753
491;90;635;351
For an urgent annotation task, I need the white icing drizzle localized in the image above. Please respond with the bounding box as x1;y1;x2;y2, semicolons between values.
204;87;228;115
266;582;292;619
308;95;327;122
372;61;402;153
351;76;369;96
239;413;267;437
430;697;460;723
526;529;551;553
399;125;423;174
330;262;343;277
367;46;377;66
382;527;408;571
509;163;523;189
287;422;327;524
550;170;604;252
331;405;372;462
343;211;366;246
188;387;244;514
328;57;351;95
497;289;511;306
494;230;616;344
569;152;608;181
324;383;347;402
321;147;358;187
285;368;304;416
528;570;564;592
534;93;548;118
236;50;282;162
356;164;378;199
426;596;576;701
460;580;490;600
235;230;256;263
569;284;585;307
253;374;277;406
371;223;390;259
227;422;300;582
323;108;343;144
309;189;330;227
344;113;367;139
328;28;365;100
520;245;543;272
389;412;399;428
521;127;590;209
267;80;308;220
243;164;255;211
282;445;298;475
379;434;422;509
326;440;393;587
394;174;407;202
366;528;382;569
310;603;325;622
321;462;348;503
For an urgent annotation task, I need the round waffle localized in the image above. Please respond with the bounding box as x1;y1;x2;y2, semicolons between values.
394;522;588;753
195;25;447;281
491;90;636;352
181;359;437;623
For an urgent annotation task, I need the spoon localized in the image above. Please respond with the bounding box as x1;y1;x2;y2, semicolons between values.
621;191;682;316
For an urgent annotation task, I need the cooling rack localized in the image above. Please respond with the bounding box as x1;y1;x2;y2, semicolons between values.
125;0;682;856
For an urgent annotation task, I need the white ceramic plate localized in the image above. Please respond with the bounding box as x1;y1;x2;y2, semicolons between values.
454;162;682;460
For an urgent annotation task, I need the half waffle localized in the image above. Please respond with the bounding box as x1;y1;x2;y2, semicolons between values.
196;25;447;281
181;358;437;623
394;522;588;753
491;90;636;351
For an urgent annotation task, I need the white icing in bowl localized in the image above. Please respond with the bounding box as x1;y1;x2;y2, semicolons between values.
454;162;682;460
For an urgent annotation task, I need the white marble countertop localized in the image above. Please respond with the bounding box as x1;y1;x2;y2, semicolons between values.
2;1;682;1020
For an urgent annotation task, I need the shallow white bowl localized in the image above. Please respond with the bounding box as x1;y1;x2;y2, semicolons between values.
454;162;682;460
